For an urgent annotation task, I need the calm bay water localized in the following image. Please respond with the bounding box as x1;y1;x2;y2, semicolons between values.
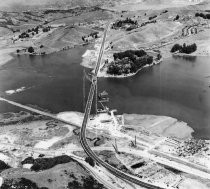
0;49;210;139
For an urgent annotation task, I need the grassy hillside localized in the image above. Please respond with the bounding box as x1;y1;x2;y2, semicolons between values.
0;0;116;11
0;0;205;11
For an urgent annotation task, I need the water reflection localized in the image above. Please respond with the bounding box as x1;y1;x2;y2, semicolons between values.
172;54;197;62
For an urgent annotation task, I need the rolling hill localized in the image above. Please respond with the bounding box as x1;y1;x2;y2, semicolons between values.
0;0;205;11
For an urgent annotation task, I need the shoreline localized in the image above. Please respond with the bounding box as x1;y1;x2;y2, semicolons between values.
0;42;88;68
14;42;88;57
97;58;162;78
0;110;194;140
81;47;210;77
0;48;16;67
57;111;194;140
81;37;164;79
1;41;210;69
172;52;210;57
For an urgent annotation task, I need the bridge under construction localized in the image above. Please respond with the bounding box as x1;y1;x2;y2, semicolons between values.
83;69;109;114
0;22;165;189
79;23;165;189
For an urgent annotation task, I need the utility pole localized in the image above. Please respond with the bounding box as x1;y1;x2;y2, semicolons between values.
115;138;118;152
83;69;86;112
112;144;118;154
135;136;137;147
112;138;119;154
95;77;98;115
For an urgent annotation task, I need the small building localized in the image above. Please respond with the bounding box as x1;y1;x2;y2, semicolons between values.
97;106;109;113
98;91;108;99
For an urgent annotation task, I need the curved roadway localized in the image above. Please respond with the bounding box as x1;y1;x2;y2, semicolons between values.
79;23;165;189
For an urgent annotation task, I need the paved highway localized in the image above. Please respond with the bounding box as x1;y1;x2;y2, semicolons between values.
0;97;80;128
79;23;165;189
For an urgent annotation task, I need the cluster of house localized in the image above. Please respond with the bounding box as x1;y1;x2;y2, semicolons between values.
176;138;208;157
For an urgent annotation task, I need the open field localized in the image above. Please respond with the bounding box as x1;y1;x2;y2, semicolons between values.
123;114;194;139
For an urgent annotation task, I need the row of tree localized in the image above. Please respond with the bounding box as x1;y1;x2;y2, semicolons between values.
19;26;40;39
82;32;98;42
112;18;138;29
18;25;51;39
113;49;147;60
19;32;30;38
140;20;156;27
195;12;210;19
149;15;157;20
16;47;34;53
68;176;104;189
21;155;75;171
173;15;180;21
17;45;45;54
42;26;51;32
28;26;39;33
171;43;197;54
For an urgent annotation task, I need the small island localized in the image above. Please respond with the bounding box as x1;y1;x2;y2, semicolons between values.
99;49;162;78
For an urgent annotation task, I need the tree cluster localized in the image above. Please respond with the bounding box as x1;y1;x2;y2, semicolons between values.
32;26;39;34
113;50;146;60
68;176;104;189
112;18;138;30
171;43;197;54
0;160;10;172
19;32;29;38
107;50;153;75
140;20;156;27
174;15;179;21
21;155;75;171
89;32;98;38
0;111;35;126
162;10;168;14
1;178;48;189
157;53;162;60
18;26;39;39
42;26;51;32
82;32;98;42
28;46;35;53
149;15;157;20
195;12;210;19
85;157;95;167
126;25;138;31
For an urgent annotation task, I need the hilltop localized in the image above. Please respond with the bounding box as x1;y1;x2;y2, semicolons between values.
0;0;205;11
